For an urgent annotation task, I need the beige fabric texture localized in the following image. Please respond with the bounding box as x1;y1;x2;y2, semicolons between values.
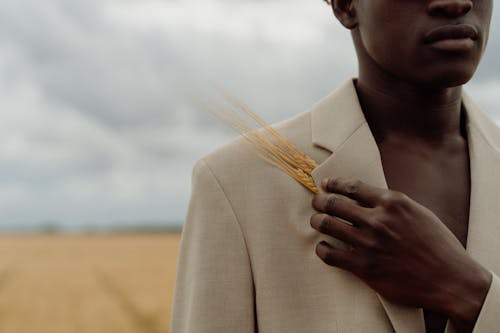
170;79;500;333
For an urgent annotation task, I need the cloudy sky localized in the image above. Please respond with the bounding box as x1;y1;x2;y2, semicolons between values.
0;0;499;231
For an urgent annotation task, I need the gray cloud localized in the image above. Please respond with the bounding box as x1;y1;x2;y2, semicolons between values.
0;0;499;228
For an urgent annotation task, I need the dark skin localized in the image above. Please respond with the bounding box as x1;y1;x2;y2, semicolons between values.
311;1;494;332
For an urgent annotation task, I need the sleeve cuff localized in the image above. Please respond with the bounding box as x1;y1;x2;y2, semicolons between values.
472;271;500;332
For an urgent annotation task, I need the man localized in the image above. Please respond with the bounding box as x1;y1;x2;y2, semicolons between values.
171;1;499;332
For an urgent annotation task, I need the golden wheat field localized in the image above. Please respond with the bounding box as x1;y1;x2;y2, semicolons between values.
0;232;182;333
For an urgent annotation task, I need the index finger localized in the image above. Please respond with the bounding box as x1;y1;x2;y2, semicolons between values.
321;178;385;208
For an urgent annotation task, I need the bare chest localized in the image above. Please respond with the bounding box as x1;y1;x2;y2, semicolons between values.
378;142;471;246
378;142;471;333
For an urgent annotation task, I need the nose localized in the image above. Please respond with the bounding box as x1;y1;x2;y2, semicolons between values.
427;0;473;17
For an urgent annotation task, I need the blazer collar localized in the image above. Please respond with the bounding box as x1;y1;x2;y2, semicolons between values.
309;78;500;333
311;78;367;154
311;78;500;154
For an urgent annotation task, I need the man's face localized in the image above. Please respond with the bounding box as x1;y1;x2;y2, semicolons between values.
353;0;493;87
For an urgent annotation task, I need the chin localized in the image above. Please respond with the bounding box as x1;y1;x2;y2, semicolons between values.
424;71;474;88
419;55;482;88
409;63;479;89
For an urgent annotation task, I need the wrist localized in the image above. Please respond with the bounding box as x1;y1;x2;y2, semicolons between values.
444;262;492;325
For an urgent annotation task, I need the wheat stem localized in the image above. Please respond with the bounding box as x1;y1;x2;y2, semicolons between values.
205;92;320;194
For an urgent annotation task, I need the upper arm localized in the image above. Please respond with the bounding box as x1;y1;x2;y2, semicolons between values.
170;159;256;333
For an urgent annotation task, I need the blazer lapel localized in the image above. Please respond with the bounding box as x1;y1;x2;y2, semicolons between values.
460;92;500;267
309;78;425;333
309;79;500;333
443;93;500;332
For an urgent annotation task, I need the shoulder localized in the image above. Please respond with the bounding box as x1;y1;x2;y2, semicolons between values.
475;113;500;153
464;93;500;154
191;78;360;192
196;109;315;185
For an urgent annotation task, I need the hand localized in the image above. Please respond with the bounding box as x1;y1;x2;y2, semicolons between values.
310;177;491;326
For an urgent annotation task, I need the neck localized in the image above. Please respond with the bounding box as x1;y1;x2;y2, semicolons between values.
355;70;466;146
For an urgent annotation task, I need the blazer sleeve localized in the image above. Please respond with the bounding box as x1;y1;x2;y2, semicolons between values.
471;272;500;332
170;158;256;333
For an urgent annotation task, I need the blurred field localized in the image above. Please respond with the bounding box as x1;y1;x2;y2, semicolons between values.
0;232;182;333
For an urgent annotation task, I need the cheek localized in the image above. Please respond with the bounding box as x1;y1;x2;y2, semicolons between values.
359;19;419;79
356;1;422;79
477;1;493;52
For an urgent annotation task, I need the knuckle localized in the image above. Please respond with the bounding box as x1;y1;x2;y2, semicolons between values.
364;212;382;228
345;179;362;194
364;210;392;235
327;178;341;191
392;192;410;206
370;219;396;242
380;191;410;209
319;215;332;233
370;219;388;234
378;193;391;207
362;237;381;251
379;191;395;206
324;194;337;212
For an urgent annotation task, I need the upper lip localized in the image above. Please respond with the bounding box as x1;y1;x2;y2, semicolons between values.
424;24;478;44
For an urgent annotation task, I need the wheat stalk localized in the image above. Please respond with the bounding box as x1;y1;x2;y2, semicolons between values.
205;91;319;194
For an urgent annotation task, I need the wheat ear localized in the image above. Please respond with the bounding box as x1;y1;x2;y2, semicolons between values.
205;92;319;194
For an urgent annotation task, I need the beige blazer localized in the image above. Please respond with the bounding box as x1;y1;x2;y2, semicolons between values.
170;79;500;333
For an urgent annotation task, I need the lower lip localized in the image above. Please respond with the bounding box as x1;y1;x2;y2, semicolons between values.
428;38;475;52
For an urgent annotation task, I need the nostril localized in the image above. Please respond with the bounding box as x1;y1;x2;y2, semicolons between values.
428;0;473;17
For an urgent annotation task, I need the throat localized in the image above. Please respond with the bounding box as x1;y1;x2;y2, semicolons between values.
377;138;471;248
354;79;466;144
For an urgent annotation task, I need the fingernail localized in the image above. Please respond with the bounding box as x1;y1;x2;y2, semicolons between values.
321;178;329;189
312;194;319;207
